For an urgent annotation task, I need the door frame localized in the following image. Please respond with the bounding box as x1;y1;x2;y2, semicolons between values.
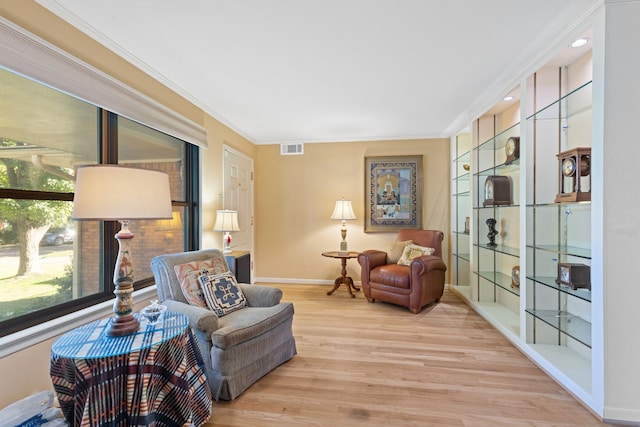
222;144;254;281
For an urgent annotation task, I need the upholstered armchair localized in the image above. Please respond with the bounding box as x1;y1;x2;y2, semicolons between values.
358;229;447;314
151;249;297;400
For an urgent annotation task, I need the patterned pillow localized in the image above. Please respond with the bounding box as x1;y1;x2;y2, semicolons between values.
387;240;413;264
199;272;247;317
397;244;436;266
174;258;227;307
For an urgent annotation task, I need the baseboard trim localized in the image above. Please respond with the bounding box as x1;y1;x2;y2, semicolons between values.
254;277;362;286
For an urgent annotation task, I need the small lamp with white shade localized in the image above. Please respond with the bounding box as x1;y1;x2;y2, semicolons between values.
330;198;356;251
213;209;240;254
72;165;172;336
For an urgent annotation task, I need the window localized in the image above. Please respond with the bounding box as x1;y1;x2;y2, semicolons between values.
0;66;199;337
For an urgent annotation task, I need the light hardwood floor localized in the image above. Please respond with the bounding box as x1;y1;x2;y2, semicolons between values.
205;284;607;426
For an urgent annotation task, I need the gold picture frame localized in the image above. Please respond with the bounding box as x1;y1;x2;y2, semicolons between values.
364;155;423;232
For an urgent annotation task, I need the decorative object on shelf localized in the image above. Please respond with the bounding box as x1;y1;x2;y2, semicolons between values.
213;209;240;254
504;136;520;164
463;163;470;171
464;216;470;234
486;218;498;246
556;262;591;290
140;299;167;325
364;155;422;232
555;147;591;203
511;265;520;288
72;165;172;337
330;197;357;251
483;175;512;206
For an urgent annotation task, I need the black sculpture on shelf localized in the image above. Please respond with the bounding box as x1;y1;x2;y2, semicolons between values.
486;218;498;247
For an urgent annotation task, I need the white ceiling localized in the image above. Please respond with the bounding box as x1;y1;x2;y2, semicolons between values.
37;0;596;144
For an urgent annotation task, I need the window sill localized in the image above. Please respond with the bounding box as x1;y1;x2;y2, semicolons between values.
0;286;158;358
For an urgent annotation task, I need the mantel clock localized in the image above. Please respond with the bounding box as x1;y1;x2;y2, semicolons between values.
483;175;511;207
555;262;591;290
555;147;591;203
504;136;520;165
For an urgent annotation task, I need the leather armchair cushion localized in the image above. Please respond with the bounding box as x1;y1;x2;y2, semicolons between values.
370;264;410;289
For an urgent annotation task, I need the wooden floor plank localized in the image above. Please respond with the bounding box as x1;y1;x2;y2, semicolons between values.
204;285;608;426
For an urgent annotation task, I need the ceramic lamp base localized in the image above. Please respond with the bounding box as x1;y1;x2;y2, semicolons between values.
223;231;232;253
106;314;140;337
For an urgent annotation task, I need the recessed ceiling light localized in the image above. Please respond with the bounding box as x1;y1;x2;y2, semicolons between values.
503;96;514;101
571;38;589;48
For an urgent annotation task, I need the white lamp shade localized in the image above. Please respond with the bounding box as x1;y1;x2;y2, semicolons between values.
330;199;356;220
213;210;240;232
72;165;172;220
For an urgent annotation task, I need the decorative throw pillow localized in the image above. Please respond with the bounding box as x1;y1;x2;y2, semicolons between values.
174;258;227;307
199;272;247;317
387;240;413;264
397;244;436;266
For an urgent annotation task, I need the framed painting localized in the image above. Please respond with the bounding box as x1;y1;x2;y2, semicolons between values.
364;155;423;232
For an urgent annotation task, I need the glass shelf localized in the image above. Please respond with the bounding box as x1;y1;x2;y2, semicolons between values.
475;242;519;257
453;190;470;197
527;244;591;260
453;172;470;181
477;123;520;150
477;270;520;296
526;309;591;348
527;276;592;302
526;201;592;208
526;81;592;121
475;160;520;177
474;203;520;210
455;150;471;162
455;252;470;262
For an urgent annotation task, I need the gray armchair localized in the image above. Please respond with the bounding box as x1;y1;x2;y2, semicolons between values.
151;249;296;400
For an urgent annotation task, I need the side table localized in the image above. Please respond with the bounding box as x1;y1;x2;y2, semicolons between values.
50;312;212;426
225;250;251;283
321;251;361;298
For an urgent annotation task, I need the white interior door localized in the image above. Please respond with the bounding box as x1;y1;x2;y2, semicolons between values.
223;145;254;258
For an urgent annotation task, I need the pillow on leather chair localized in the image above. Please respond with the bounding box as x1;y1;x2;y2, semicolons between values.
387;240;413;264
397;243;435;266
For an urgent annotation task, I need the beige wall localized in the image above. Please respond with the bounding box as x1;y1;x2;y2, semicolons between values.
254;139;450;283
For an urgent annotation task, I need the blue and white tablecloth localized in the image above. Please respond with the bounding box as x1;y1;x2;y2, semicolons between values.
50;312;212;427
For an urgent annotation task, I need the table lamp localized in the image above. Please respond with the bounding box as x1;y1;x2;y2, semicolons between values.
72;165;172;336
158;211;183;243
330;198;356;251
213;209;240;254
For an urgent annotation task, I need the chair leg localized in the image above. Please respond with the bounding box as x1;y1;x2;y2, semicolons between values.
410;306;421;314
366;297;375;303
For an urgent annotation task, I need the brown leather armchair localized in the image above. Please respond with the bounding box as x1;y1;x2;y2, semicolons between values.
358;229;447;313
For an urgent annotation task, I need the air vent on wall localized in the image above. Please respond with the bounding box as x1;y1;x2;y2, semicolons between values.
280;143;304;155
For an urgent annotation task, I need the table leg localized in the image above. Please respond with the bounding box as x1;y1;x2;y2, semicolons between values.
326;258;360;297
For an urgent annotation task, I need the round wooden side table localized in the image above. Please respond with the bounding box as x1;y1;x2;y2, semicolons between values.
321;251;361;298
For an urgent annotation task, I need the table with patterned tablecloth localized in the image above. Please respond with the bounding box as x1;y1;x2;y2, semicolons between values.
50;312;212;427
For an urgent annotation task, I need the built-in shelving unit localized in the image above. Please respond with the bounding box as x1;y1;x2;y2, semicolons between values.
450;131;471;299
447;4;640;422
449;19;609;419
470;104;521;339
525;75;593;392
